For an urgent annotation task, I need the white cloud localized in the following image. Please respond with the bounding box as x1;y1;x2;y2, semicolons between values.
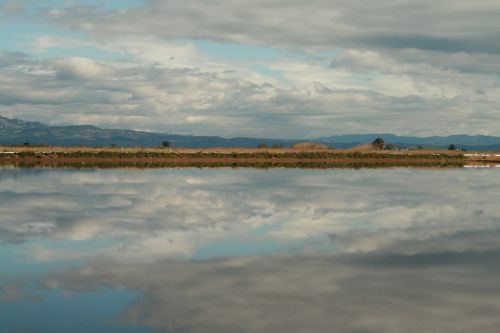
2;168;500;262
1;0;500;136
52;57;113;80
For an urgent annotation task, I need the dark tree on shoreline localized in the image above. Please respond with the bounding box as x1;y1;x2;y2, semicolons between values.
372;137;385;149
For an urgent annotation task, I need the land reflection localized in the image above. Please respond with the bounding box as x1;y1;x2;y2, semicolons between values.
1;168;500;332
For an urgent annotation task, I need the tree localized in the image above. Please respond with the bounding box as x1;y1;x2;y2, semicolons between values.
271;144;284;148
372;137;385;149
162;141;171;148
258;143;268;148
448;144;457;151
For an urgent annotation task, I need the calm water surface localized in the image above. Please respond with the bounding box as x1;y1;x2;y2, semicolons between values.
1;167;499;332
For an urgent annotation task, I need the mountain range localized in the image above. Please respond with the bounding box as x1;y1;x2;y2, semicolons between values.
1;115;499;150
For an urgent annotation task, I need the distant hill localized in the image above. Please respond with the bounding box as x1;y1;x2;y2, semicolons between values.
0;115;294;148
1;115;499;150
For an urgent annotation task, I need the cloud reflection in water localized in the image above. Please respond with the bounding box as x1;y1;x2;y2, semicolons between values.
1;168;500;332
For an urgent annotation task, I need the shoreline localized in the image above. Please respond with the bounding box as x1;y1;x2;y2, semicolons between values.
0;146;485;168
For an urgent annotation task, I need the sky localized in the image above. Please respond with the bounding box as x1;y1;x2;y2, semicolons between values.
0;0;499;138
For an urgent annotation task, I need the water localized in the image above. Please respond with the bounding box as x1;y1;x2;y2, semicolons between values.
1;167;499;332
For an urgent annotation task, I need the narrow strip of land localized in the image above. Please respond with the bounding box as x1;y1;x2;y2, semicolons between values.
3;146;495;168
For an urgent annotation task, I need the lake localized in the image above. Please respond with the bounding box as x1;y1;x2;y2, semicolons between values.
1;167;500;332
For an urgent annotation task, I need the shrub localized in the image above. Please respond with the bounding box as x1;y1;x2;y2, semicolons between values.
385;143;396;150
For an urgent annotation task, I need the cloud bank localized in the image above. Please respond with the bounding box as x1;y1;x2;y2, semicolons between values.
1;168;499;260
0;0;499;136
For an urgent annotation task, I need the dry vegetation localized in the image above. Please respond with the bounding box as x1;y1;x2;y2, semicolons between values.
291;142;330;149
0;144;470;155
0;145;482;168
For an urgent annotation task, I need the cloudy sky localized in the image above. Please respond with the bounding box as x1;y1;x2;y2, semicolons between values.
0;0;499;138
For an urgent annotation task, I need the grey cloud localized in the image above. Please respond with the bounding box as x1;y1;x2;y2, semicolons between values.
37;0;500;82
0;51;32;68
3;168;500;332
2;2;499;136
43;248;500;333
332;48;500;76
1;168;500;257
1;48;499;137
51;57;115;80
42;0;500;56
355;34;500;55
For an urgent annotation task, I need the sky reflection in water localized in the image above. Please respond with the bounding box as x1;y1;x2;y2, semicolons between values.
1;168;500;332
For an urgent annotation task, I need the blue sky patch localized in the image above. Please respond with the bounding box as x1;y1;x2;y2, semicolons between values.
249;63;288;82
0;287;147;333
193;39;308;62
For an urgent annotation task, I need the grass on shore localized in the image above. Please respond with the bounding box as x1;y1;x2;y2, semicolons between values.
0;146;472;168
